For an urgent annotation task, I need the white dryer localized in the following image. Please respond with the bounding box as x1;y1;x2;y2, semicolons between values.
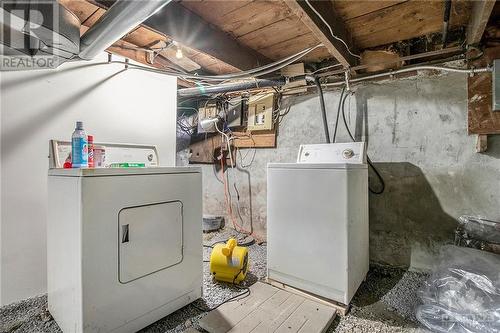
267;142;368;305
47;143;202;333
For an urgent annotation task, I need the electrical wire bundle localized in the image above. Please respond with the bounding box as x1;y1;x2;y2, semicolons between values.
214;122;262;242
312;77;385;194
176;112;198;136
106;45;323;86
339;91;385;194
191;266;251;312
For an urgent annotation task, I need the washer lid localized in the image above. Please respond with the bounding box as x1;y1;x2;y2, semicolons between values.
268;162;367;169
48;166;201;177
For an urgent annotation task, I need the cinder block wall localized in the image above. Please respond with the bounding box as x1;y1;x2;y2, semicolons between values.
182;73;500;270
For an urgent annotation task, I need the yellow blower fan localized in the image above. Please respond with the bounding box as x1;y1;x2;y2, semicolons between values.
210;238;249;283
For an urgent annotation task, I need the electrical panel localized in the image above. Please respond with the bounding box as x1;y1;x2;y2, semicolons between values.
247;93;275;131
197;101;219;133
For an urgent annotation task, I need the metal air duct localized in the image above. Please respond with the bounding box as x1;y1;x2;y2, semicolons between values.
79;0;172;60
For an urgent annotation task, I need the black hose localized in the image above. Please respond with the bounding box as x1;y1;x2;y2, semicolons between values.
366;157;385;195
313;77;330;143
341;92;385;195
332;85;346;143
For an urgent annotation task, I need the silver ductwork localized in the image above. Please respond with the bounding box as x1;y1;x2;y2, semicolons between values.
79;0;172;60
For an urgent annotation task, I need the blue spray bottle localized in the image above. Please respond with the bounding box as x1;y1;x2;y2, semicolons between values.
71;121;88;168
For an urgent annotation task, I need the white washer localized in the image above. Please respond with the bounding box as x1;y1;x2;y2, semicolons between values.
267;142;368;305
47;166;202;333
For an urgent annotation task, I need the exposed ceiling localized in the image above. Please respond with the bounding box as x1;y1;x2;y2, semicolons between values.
59;0;497;79
180;0;471;60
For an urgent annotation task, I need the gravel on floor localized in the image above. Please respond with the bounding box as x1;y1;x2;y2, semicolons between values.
141;228;267;333
0;228;430;333
328;266;430;333
0;295;59;333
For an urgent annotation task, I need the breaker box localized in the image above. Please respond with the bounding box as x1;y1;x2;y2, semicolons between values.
247;93;275;131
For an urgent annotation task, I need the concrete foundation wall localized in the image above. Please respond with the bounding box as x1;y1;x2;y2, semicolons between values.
188;73;500;271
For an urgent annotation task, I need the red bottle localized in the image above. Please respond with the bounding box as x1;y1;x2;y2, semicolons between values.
88;135;94;168
63;153;72;168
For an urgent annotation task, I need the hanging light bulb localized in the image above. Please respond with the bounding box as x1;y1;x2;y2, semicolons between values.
175;46;183;59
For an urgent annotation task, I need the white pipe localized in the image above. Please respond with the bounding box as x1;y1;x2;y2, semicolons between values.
324;65;492;87
79;0;172;60
100;44;320;81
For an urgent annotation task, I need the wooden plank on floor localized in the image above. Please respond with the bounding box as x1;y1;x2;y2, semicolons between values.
199;282;278;333
199;282;336;333
275;299;336;333
228;292;305;333
266;279;350;316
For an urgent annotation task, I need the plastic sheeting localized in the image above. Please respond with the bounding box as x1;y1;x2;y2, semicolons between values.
416;245;500;332
455;216;500;249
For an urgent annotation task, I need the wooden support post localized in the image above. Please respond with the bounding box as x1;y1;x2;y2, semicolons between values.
466;0;496;45
476;134;488;153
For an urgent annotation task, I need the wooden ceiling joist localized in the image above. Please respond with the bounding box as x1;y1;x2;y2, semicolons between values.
466;0;496;45
142;2;271;71
283;0;358;68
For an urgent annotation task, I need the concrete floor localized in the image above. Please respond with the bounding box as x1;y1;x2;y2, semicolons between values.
0;229;429;333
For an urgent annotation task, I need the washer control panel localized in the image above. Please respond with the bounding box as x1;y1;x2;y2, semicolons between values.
297;142;366;164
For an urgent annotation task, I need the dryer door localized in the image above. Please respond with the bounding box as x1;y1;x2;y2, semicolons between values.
118;201;183;283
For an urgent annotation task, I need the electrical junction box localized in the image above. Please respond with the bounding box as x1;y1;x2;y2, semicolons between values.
225;97;244;128
197;97;244;133
197;101;219;133
493;59;500;111
247;93;275;131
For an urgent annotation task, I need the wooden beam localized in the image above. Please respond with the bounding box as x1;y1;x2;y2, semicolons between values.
142;2;271;71
476;134;488;153
76;0;260;74
189;130;277;164
283;0;358;67
467;46;500;135
467;0;496;45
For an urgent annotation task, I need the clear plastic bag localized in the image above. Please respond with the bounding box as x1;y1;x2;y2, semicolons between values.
416;245;500;333
455;216;500;249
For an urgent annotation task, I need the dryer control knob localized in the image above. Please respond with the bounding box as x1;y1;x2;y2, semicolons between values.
342;149;354;159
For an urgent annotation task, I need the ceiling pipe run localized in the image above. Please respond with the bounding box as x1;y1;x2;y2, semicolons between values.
79;0;172;60
177;78;288;97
